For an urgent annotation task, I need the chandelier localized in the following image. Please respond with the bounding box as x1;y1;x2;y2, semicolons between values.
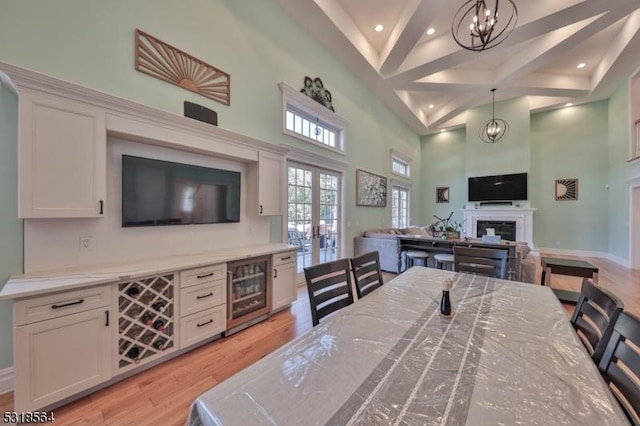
479;89;508;143
452;0;518;51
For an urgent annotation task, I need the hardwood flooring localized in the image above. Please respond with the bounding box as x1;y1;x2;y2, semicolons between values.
1;254;638;425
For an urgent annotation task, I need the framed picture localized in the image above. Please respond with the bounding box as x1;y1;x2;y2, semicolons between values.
436;187;450;203
555;178;578;200
356;169;387;207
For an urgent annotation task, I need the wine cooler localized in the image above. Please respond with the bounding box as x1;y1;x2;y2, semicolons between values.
226;255;272;335
117;273;175;370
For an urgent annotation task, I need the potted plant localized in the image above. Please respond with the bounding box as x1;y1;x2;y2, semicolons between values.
429;212;465;239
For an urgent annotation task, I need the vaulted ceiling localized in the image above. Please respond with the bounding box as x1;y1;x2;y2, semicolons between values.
277;0;640;135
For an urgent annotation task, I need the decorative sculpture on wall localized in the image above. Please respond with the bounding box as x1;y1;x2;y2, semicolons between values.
135;29;230;106
300;76;335;112
555;179;578;200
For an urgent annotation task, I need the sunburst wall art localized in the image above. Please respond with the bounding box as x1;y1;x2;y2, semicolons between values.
555;179;578;201
135;29;230;106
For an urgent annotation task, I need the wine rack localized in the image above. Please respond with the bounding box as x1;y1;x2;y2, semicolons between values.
117;273;175;370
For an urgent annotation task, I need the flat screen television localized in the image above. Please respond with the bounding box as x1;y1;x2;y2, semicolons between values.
468;172;528;202
122;155;241;227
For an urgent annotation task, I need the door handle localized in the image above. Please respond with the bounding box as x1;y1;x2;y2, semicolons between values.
105;310;110;327
274;268;278;278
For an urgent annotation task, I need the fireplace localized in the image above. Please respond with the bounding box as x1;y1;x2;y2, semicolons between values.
462;207;536;248
477;220;516;241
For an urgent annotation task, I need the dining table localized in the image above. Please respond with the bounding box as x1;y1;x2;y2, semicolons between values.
187;267;629;425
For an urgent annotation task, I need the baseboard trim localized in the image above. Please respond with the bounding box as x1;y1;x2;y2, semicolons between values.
0;366;14;395
536;247;630;268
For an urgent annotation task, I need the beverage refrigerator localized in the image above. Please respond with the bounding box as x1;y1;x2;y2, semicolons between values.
225;255;272;335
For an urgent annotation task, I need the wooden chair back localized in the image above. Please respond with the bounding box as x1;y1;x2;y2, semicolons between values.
453;246;508;279
304;259;354;326
350;251;384;299
570;279;623;364
597;311;640;426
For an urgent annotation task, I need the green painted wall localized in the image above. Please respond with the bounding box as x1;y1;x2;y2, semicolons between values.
0;82;20;370
531;101;609;251
0;0;421;368
420;128;467;227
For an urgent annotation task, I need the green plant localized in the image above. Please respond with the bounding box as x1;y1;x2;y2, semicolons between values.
429;212;465;233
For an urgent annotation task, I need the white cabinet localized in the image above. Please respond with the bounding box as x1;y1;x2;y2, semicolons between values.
272;250;298;311
19;89;106;218
13;287;112;412
247;151;284;216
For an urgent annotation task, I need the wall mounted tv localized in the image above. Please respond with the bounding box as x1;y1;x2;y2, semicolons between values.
122;155;241;227
468;172;528;202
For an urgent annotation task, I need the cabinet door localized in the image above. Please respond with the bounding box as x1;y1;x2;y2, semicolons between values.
272;261;297;311
247;151;284;216
14;307;112;412
19;89;106;218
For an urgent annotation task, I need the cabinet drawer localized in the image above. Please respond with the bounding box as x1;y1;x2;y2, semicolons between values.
14;285;111;326
273;250;297;267
180;305;226;348
180;280;225;317
180;264;226;288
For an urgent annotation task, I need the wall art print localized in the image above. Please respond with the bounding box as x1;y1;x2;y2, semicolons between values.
436;187;450;203
555;178;578;201
356;169;387;207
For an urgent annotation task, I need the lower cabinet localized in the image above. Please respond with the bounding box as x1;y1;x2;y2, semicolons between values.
14;306;112;412
272;250;298;311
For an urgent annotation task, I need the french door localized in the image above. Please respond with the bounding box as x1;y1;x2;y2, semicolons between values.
287;162;342;280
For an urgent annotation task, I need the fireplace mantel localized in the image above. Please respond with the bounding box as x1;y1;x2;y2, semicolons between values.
462;208;536;248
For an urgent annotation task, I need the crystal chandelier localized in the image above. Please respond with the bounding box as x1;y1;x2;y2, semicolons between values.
479;89;508;143
452;0;518;52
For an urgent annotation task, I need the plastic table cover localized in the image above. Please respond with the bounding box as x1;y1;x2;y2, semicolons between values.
187;267;629;425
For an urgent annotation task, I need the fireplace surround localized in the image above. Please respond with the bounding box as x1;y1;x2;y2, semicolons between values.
462;208;536;248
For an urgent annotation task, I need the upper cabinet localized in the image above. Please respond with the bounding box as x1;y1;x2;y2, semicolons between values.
19;89;106;218
247;151;285;216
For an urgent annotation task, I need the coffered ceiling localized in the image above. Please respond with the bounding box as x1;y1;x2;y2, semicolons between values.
276;0;640;134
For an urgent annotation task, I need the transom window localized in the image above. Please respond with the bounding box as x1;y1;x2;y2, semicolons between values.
391;150;411;178
279;82;348;154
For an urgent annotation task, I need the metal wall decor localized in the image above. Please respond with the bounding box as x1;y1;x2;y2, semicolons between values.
135;29;231;106
300;76;335;112
452;0;518;52
356;169;387;207
479;88;509;143
436;187;450;203
555;179;578;201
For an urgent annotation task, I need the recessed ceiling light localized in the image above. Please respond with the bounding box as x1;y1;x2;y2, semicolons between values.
426;28;435;36
375;24;384;32
440;129;446;132
565;103;573;107
577;63;586;69
429;104;435;109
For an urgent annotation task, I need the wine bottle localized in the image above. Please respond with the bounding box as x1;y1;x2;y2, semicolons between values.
152;319;166;332
126;346;140;360
152;301;166;312
140;313;154;326
152;338;167;351
440;278;453;316
126;286;140;298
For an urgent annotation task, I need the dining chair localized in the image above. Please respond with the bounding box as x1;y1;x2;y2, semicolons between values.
350;251;384;299
597;311;640;426
570;279;623;364
304;259;354;326
453;246;508;279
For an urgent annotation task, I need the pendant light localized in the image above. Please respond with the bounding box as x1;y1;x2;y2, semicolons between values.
452;0;518;52
479;89;508;143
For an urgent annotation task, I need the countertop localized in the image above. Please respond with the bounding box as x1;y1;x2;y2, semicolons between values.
0;243;297;301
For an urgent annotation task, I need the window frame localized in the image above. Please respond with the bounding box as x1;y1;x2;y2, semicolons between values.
391;179;411;229
391;149;411;178
279;82;349;155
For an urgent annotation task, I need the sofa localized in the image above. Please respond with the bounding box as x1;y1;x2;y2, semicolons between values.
354;226;537;283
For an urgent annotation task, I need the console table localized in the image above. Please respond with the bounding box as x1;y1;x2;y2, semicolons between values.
397;236;518;280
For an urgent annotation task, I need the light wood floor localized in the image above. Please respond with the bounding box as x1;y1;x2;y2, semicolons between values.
1;254;638;424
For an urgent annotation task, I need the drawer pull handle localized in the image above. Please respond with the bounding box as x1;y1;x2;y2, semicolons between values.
105;310;110;326
281;256;292;260
197;319;213;328
274;268;278;278
51;299;85;309
196;292;214;300
197;272;214;279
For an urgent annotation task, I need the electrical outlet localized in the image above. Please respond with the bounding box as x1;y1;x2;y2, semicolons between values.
79;236;93;251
